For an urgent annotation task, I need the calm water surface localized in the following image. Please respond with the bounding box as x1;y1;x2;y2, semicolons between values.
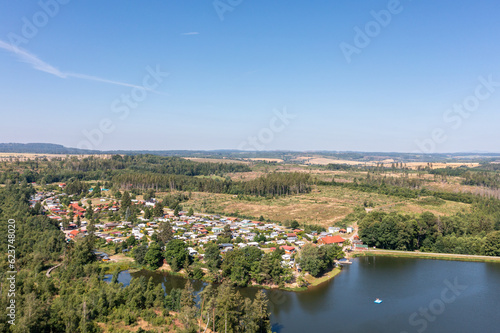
107;257;500;333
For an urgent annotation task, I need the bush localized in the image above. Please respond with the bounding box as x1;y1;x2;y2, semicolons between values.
193;267;204;280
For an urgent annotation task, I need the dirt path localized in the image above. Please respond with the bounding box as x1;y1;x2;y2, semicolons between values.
347;222;359;241
46;263;62;277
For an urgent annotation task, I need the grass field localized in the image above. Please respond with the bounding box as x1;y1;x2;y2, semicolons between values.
184;185;469;227
304;267;342;288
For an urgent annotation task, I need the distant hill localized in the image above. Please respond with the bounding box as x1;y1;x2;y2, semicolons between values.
0;143;97;154
0;143;498;163
0;143;242;157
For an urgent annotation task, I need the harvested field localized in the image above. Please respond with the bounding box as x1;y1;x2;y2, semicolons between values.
184;157;249;164
0;153;110;161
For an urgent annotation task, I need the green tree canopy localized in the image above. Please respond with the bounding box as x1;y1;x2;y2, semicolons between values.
144;242;163;269
164;239;188;271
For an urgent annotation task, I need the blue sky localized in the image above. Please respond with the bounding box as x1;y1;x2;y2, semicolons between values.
0;0;499;152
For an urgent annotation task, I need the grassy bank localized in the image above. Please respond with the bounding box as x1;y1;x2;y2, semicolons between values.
99;261;137;274
305;267;342;288
352;250;500;263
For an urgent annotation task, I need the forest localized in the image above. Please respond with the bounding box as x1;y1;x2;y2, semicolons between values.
1;155;312;198
356;197;500;256
0;155;250;184
112;172;311;197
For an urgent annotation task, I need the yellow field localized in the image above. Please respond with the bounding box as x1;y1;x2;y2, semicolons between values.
0;153;110;161
247;158;284;163
298;157;373;166
293;156;479;169
184;157;249;164
403;162;480;170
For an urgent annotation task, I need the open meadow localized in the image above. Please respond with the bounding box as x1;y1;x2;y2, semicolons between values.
183;185;470;227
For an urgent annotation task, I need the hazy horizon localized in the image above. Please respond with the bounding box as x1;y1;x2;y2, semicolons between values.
1;141;500;155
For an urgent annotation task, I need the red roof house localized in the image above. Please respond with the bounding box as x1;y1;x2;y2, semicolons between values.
280;246;296;254
318;235;345;245
69;203;85;212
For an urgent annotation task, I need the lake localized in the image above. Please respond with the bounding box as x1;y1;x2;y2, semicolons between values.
106;257;500;333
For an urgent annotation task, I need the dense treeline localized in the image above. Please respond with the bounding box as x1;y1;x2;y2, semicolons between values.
0;184;65;269
477;163;500;171
1;156;311;198
324;164;357;171
426;167;500;189
220;246;293;287
0;154;250;185
231;173;312;196
113;172;232;192
62;155;251;176
357;197;500;256
429;167;468;177
297;244;344;277
463;171;500;189
114;172;312;197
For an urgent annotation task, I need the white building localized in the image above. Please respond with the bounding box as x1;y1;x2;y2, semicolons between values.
329;227;340;233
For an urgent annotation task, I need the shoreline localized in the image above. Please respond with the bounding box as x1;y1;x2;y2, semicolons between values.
304;267;342;289
352;250;500;263
104;259;344;292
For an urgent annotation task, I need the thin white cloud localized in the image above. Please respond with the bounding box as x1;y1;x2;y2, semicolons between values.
181;32;199;35
0;40;163;94
0;40;66;78
68;72;156;91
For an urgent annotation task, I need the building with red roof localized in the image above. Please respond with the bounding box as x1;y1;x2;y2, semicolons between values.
318;235;345;245
280;245;296;254
69;203;85;213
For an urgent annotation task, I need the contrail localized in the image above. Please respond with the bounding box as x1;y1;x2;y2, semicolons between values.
0;40;164;94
